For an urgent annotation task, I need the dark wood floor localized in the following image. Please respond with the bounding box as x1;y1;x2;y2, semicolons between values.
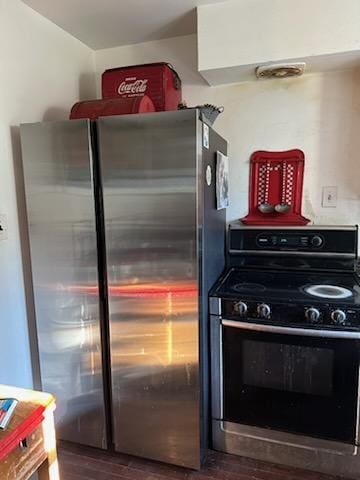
58;441;350;480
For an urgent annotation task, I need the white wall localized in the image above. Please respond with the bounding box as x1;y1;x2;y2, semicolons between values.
198;0;360;84
0;0;96;388
95;34;360;228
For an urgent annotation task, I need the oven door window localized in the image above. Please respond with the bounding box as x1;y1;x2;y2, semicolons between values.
223;325;359;443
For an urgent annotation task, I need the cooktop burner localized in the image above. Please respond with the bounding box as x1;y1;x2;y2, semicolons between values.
232;282;266;293
304;284;354;299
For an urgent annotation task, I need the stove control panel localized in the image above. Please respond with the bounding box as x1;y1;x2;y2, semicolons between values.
222;299;360;330
228;224;358;257
256;233;324;250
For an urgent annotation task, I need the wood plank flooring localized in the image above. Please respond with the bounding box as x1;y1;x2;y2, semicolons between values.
58;441;351;480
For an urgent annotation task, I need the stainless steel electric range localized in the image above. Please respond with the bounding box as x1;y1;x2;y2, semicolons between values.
209;224;360;479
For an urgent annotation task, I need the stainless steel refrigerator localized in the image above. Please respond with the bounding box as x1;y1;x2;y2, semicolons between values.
20;109;227;469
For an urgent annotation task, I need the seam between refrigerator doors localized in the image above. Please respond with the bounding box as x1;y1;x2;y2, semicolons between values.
89;120;114;450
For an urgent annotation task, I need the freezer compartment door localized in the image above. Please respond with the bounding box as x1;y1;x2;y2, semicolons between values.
99;110;201;468
20;120;107;449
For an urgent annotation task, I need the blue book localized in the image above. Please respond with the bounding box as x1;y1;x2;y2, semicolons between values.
0;398;18;429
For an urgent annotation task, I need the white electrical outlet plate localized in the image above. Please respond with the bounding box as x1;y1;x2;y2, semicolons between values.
0;214;8;240
322;186;337;208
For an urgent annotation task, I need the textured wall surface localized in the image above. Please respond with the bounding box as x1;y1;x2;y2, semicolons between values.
0;0;95;387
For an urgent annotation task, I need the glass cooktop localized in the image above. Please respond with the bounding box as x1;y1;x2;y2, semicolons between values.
213;268;360;305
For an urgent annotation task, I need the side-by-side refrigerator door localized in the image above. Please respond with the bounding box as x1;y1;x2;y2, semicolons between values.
20;120;108;449
98;110;201;468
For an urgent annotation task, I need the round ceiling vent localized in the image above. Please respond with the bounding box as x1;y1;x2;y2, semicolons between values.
256;62;306;79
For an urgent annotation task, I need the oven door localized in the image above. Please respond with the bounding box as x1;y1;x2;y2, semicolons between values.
211;317;360;445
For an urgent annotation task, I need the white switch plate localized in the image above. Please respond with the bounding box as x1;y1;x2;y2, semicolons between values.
322;186;337;208
0;214;8;240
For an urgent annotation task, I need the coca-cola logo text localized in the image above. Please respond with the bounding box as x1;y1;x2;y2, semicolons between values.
118;78;148;96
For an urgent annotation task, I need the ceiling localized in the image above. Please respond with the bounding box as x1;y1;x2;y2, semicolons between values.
22;0;224;50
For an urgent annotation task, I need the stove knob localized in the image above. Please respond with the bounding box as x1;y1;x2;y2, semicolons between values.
234;301;248;316
305;307;321;323
257;303;271;318
331;309;347;325
311;235;323;248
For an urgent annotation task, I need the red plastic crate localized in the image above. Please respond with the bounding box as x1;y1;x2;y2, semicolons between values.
101;62;182;112
69;95;155;120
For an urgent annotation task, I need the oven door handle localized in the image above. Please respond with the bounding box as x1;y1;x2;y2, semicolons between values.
222;319;360;339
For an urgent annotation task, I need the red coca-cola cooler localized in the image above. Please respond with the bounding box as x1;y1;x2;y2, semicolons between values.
101;62;182;112
69;95;155;120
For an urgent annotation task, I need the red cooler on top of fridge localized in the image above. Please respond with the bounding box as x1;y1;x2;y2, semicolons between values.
70;96;155;120
101;62;182;112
